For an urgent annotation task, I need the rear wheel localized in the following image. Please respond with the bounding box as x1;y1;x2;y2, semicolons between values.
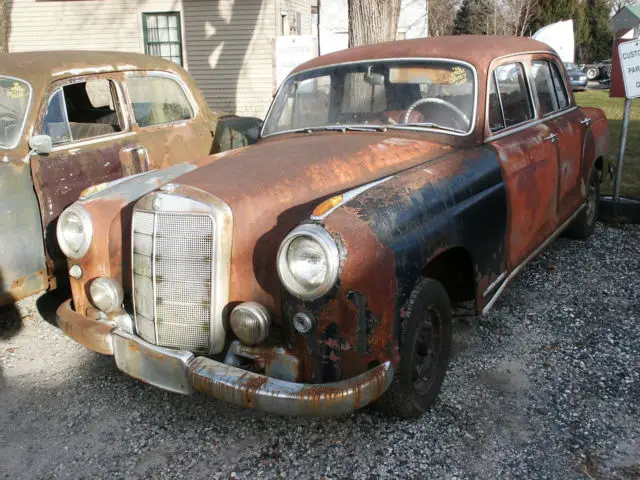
585;67;598;80
377;278;452;418
565;169;600;239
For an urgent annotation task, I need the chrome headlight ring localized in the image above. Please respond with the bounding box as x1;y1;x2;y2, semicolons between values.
56;204;93;259
277;224;340;301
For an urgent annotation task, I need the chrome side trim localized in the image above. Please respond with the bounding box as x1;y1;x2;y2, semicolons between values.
484;106;577;143
482;204;585;314
310;176;394;221
261;57;479;139
482;271;507;298
134;185;233;355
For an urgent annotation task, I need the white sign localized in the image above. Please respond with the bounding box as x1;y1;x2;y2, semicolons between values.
619;38;640;99
275;35;316;88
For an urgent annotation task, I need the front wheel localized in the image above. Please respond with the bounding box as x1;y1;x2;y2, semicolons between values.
565;169;600;239
585;67;598;80
376;278;452;418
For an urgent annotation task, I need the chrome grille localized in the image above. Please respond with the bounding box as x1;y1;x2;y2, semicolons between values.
132;210;215;353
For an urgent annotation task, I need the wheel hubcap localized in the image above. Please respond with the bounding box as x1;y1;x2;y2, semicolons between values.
412;308;442;396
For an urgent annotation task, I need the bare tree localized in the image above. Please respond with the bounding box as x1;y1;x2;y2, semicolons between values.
503;0;540;36
429;0;459;36
0;0;9;54
348;0;402;47
610;0;640;13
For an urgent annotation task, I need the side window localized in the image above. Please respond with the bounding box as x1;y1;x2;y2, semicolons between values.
488;74;505;132
127;75;194;127
42;79;123;145
532;60;569;115
492;63;533;129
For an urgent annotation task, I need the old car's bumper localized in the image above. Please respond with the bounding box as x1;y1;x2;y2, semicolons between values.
57;299;394;416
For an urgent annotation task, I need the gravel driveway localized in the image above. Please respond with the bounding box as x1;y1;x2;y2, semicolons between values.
1;223;639;480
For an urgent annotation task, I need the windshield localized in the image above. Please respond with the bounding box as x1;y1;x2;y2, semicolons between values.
263;60;476;137
0;76;31;149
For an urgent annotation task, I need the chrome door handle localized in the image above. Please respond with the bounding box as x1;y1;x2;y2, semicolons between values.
544;133;559;143
580;117;592;127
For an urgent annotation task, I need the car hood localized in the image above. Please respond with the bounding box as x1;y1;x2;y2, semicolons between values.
172;132;455;312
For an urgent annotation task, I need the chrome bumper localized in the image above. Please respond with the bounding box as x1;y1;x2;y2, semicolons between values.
56;299;394;416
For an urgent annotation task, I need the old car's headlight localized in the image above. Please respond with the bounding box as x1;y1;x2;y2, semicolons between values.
277;224;339;300
56;205;93;259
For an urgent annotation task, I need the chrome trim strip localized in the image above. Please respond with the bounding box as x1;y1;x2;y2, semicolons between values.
49;132;137;152
482;204;585;314
482;271;507;298
0;75;33;151
484;106;577;143
310;176;394;221
261;57;479;139
124;70;199;127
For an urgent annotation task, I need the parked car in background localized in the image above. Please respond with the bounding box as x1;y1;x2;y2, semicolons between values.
0;51;261;305
564;62;588;91
581;59;612;82
55;36;608;418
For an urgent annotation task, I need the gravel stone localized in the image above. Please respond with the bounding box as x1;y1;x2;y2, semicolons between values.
0;223;639;479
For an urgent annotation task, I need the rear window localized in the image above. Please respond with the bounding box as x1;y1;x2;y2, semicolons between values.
532;61;569;115
127;75;193;127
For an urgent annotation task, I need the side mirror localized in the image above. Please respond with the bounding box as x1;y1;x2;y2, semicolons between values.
29;135;52;155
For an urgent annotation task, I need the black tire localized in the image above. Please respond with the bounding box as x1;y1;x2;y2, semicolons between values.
376;278;452;418
565;169;600;239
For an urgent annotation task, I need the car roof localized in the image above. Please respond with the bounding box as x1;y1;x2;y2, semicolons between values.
292;35;556;75
0;51;185;86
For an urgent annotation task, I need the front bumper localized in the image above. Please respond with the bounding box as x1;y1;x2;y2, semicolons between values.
57;300;394;416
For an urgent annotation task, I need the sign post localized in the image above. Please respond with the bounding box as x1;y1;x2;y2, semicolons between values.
614;39;639;201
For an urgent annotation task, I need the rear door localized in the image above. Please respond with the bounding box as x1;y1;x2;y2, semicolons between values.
124;72;215;169
486;59;560;269
30;74;139;271
531;58;591;221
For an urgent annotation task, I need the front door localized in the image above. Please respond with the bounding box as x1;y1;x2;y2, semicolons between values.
531;58;590;221
30;74;141;274
487;61;560;269
124;72;214;169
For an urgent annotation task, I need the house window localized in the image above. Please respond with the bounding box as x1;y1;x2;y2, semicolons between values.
143;12;183;66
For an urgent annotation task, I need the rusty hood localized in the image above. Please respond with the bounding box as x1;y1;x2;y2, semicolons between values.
171;132;454;312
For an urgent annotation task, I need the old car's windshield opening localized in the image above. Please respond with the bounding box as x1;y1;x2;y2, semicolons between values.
263;60;476;137
0;76;31;149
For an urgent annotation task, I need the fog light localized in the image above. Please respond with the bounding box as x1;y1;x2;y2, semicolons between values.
89;277;124;313
230;302;271;346
293;313;314;334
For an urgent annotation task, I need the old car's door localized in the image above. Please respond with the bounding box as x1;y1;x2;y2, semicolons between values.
530;57;592;221
124;72;215;169
486;60;560;269
30;73;140;270
0;76;48;303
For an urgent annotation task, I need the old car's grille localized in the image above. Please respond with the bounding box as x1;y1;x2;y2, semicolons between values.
132;210;215;353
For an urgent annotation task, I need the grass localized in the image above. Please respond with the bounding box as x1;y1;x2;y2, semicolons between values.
574;89;640;197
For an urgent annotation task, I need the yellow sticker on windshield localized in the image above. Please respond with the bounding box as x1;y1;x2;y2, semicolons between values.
449;66;467;85
7;82;27;99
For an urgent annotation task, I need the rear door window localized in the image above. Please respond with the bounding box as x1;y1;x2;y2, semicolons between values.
491;63;534;129
127;75;194;127
532;60;570;115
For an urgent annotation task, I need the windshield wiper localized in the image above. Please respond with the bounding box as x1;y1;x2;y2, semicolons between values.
389;123;466;134
292;125;388;134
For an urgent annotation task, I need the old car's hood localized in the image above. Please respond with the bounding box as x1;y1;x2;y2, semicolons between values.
173;132;454;311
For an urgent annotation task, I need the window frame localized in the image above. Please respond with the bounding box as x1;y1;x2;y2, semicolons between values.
124;70;199;129
531;58;572;118
36;75;130;151
486;61;536;135
142;12;184;66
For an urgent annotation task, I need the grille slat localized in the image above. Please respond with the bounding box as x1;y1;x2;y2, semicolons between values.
132;210;215;354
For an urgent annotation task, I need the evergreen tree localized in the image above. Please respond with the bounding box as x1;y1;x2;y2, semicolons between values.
587;0;613;62
453;0;494;35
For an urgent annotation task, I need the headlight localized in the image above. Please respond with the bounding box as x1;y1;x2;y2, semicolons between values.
277;224;340;300
56;204;93;259
580;75;587;81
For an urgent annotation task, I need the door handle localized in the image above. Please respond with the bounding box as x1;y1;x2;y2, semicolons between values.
136;147;149;171
544;133;559;143
580;117;592;127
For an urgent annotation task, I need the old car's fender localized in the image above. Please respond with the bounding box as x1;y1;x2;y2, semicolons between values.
285;146;508;383
580;107;609;182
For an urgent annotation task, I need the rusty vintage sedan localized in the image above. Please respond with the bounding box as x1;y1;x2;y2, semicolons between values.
0;51;259;305
55;36;609;418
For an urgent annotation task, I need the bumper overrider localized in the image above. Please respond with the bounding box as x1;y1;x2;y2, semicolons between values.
57;300;394;417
